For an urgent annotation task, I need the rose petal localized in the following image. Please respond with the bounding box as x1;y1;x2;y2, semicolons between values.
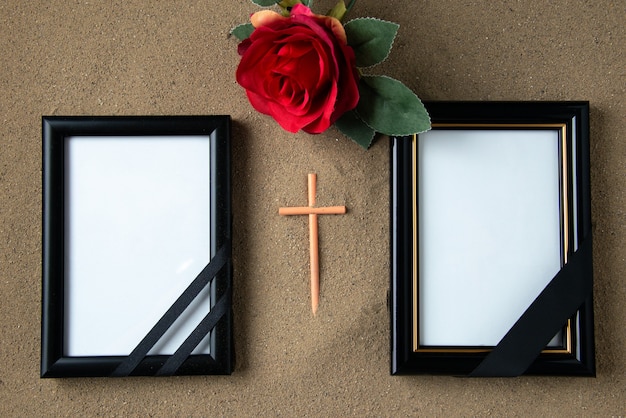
250;10;286;28
290;4;314;17
323;16;347;45
290;3;347;44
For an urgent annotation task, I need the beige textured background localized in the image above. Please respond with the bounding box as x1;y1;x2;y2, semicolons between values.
1;0;625;415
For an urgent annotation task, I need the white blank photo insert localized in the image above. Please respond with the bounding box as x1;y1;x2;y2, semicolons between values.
417;129;562;347
64;135;211;356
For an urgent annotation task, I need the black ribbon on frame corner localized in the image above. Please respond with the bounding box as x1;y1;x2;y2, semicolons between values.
469;238;592;377
111;241;231;377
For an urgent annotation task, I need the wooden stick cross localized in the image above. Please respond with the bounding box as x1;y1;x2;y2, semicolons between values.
279;173;346;315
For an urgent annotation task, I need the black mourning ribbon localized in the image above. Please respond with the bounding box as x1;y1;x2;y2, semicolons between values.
111;241;231;377
469;238;592;377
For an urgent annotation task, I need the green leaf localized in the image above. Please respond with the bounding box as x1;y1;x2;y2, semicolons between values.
252;0;278;6
231;23;254;41
355;75;430;136
345;18;399;68
327;0;347;21
334;110;376;149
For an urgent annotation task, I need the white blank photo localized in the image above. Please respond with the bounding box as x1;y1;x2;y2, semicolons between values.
64;136;211;356
417;129;562;347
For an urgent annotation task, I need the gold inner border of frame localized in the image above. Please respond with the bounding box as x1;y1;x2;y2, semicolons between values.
412;123;572;354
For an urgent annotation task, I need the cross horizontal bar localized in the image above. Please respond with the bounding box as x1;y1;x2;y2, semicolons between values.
279;206;347;216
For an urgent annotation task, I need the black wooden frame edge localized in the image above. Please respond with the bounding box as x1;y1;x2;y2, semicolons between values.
390;101;595;376
41;115;233;377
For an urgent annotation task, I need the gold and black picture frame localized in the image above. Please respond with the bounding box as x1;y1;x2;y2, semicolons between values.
390;102;594;376
41;116;232;377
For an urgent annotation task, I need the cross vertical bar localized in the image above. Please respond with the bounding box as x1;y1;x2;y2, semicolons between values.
308;173;319;315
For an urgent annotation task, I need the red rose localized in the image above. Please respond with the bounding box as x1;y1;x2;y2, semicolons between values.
236;4;360;134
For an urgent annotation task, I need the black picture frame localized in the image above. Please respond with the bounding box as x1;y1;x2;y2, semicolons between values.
42;116;233;377
390;102;595;376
